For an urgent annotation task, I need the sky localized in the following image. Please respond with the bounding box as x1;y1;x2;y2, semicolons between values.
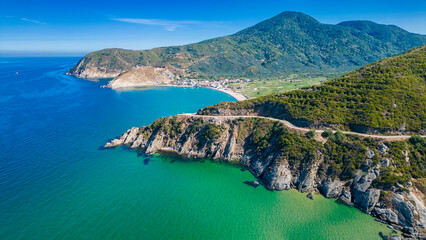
0;0;425;56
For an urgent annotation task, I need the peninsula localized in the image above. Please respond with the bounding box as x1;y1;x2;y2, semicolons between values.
105;46;426;239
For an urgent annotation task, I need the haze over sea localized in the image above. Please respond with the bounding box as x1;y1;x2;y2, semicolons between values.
0;58;395;239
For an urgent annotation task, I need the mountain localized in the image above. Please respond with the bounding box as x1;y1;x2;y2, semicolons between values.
199;45;426;134
67;11;426;79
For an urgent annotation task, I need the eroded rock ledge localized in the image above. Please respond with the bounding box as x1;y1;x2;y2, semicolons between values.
105;115;426;238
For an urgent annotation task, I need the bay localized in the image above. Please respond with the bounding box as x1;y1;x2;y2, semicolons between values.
0;58;395;239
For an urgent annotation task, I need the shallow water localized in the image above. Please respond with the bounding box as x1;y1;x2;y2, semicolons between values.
0;58;395;239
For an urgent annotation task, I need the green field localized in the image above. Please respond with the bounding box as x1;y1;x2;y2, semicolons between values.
228;75;329;98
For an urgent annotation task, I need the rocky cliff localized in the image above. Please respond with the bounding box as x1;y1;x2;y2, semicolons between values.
66;55;124;79
105;115;426;238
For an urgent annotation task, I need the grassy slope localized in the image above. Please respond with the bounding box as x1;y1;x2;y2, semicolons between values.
200;45;426;133
229;74;328;98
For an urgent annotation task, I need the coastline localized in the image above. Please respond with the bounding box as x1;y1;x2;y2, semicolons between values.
206;87;248;101
106;83;249;101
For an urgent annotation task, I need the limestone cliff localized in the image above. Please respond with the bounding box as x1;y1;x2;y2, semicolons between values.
105;114;426;238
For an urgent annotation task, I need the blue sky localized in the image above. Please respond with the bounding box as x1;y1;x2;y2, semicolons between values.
1;0;425;56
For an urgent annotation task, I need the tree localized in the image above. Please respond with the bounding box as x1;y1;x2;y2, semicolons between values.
306;130;316;139
321;129;333;138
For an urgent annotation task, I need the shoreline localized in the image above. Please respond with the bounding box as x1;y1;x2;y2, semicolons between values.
106;84;249;101
205;87;248;101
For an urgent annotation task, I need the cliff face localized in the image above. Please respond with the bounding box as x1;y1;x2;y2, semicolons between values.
105;115;426;238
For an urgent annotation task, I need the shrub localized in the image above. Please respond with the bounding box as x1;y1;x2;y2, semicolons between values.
306;130;316;139
321;129;333;138
330;131;345;144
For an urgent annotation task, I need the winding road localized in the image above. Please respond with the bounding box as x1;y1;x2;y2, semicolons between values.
179;113;425;141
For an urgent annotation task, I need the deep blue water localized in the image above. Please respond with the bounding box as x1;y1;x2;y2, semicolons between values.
0;58;394;239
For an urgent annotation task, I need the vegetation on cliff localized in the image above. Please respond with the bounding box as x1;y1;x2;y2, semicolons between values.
105;114;426;236
142;116;425;190
200;45;426;133
68;12;426;78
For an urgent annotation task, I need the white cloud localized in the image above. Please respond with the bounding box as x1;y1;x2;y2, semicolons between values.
112;18;202;31
20;18;43;24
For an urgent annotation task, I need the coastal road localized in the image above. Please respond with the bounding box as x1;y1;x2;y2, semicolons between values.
179;113;425;141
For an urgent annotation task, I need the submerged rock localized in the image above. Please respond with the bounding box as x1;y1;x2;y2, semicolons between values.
384;236;402;240
243;180;260;188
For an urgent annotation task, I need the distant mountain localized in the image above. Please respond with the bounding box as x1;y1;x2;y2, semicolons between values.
199;45;426;134
67;11;426;79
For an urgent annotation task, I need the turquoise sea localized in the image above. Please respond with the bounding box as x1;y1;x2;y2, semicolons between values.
0;58;395;239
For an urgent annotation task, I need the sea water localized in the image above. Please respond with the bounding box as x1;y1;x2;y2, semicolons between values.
0;58;395;239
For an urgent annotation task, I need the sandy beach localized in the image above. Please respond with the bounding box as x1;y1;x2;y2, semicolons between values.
207;87;248;101
105;83;249;101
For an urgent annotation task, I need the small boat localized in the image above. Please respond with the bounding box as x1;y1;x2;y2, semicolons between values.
15;72;19;75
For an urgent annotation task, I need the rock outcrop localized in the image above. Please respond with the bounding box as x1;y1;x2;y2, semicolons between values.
320;178;344;198
104;115;426;238
263;160;293;190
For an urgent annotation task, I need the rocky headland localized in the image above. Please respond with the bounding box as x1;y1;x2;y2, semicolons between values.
105;114;426;239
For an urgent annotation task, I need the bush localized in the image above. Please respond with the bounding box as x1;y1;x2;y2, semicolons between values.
330;131;345;143
409;135;425;149
321;129;333;138
306;130;316;139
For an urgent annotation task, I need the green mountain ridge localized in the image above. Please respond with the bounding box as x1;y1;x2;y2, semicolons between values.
199;45;426;134
67;11;426;79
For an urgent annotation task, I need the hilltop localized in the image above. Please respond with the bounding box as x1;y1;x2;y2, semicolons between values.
199;45;426;134
67;11;426;79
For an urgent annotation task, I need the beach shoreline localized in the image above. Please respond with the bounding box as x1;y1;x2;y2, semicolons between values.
106;84;249;101
206;87;248;101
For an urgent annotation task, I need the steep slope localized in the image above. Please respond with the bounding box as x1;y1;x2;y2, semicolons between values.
199;45;426;134
67;11;426;79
